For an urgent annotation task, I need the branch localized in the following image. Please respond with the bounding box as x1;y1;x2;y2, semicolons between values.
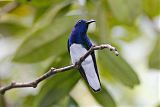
0;44;119;95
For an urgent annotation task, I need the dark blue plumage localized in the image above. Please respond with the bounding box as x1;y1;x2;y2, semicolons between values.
68;20;92;48
68;19;101;92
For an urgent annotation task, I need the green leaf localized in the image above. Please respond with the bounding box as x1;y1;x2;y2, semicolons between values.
33;1;74;29
143;0;160;18
0;95;5;107
34;53;80;107
149;36;160;69
0;22;28;36
17;0;73;7
17;0;61;7
22;95;35;107
99;51;140;88
67;96;79;107
31;0;61;7
156;103;160;107
107;0;142;24
95;1;110;42
34;0;72;22
55;3;71;18
0;1;11;7
90;86;116;107
34;7;51;22
46;96;79;107
13;16;80;63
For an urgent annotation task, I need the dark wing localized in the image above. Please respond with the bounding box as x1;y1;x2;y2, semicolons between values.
78;51;101;92
91;52;101;84
67;39;70;53
79;66;100;92
78;35;101;92
85;35;101;83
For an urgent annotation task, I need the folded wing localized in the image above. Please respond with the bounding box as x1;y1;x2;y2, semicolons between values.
70;43;101;91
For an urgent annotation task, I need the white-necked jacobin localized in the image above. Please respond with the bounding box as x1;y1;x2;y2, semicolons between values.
68;19;101;92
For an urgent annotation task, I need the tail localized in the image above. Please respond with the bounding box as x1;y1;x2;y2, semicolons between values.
79;54;101;92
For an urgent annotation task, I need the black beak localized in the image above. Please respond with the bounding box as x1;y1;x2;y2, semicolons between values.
86;19;96;25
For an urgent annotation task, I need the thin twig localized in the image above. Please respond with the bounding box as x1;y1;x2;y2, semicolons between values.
0;44;119;95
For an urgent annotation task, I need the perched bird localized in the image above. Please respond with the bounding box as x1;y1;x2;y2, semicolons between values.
68;19;101;92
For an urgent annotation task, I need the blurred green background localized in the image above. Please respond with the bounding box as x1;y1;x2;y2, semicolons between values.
0;0;159;107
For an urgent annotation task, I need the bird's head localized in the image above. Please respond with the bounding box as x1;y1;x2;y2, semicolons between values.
74;19;96;34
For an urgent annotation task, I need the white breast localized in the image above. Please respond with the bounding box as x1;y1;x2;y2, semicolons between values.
70;44;100;91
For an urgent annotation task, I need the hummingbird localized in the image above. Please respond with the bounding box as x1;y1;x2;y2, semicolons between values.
68;19;101;92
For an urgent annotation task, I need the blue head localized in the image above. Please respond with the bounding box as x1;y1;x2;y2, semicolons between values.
68;19;96;46
74;19;96;34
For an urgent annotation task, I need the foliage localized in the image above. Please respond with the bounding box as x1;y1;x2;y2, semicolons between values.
149;36;160;69
0;0;159;106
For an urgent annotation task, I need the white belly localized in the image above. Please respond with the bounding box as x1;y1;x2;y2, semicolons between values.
70;44;100;91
